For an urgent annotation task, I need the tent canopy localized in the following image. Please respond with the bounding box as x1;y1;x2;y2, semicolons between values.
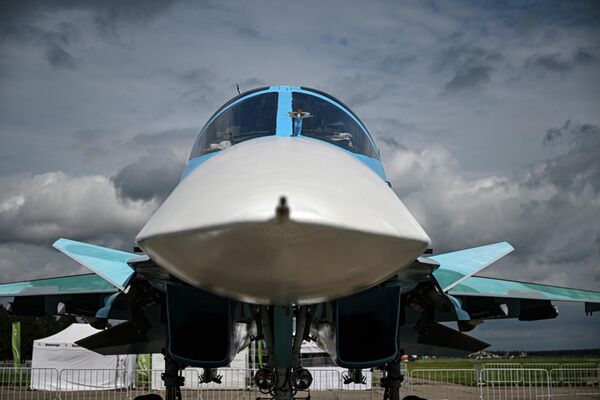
31;323;134;391
34;323;100;348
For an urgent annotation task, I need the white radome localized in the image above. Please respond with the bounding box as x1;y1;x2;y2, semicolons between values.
137;136;430;304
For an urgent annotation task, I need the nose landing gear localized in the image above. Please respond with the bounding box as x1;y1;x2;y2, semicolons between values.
254;305;314;400
254;367;313;400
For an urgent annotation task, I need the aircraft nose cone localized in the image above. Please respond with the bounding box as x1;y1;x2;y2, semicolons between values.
137;136;430;304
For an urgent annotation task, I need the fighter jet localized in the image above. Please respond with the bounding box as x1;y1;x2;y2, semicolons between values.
1;86;599;400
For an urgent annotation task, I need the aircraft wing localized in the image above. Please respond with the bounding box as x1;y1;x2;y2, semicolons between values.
1;238;138;317
0;273;118;317
431;242;514;291
0;273;117;297
52;238;137;290
449;276;600;305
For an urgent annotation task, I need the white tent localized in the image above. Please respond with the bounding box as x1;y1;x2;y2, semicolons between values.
31;323;135;391
151;347;249;390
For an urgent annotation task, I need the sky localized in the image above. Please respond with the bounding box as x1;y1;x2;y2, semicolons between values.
0;0;599;351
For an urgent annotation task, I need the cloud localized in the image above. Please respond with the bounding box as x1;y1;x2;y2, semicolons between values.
0;172;156;245
0;18;81;70
0;0;176;67
537;120;600;192
0;242;86;282
526;48;597;76
434;43;502;93
0;0;176;41
68;127;197;180
444;65;493;93
90;0;177;41
111;149;185;203
543;119;600;147
37;23;80;69
385;121;600;290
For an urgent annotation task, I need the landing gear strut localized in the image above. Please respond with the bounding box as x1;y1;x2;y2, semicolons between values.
380;358;404;400
162;355;184;400
255;305;313;399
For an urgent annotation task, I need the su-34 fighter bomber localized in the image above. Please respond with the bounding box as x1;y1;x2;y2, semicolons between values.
1;86;599;400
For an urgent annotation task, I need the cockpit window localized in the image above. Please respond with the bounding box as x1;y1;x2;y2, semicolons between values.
190;92;278;159
292;92;378;159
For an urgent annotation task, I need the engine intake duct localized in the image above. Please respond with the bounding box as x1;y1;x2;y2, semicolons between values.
335;286;400;368
166;284;234;367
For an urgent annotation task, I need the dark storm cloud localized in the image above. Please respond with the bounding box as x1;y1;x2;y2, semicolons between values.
88;0;178;41
385;120;600;291
69;127;196;172
0;242;86;283
0;8;81;70
37;23;80;69
170;68;219;108
0;172;155;246
536;120;600;191
111;150;185;203
371;118;415;150
444;65;493;93
379;54;418;75
434;43;502;93
0;0;176;40
435;43;503;72
543;119;600;147
0;0;176;67
527;48;597;75
44;44;77;69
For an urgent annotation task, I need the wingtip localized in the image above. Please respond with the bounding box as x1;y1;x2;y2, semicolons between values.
500;241;515;252
52;237;71;249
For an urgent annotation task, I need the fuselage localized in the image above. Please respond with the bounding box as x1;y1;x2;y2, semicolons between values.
136;86;430;304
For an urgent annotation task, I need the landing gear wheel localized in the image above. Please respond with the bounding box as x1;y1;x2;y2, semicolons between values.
291;368;313;391
255;368;277;393
133;395;163;400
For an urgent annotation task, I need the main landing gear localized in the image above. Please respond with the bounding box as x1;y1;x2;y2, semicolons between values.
380;358;404;400
154;355;225;400
161;355;184;400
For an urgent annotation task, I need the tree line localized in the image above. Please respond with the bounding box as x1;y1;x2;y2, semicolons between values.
0;307;76;361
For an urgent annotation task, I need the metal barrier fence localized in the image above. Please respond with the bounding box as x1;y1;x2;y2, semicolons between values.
1;366;599;399
0;367;59;400
409;369;479;400
550;367;600;399
480;368;551;399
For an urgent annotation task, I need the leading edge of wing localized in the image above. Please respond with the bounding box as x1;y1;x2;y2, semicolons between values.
0;273;117;297
430;241;514;291
53;238;136;290
449;276;600;304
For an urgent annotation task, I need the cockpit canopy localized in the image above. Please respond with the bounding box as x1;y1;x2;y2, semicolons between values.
190;91;278;158
291;92;378;159
189;87;379;161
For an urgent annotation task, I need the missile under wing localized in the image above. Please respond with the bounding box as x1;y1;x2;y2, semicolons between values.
1;86;599;400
